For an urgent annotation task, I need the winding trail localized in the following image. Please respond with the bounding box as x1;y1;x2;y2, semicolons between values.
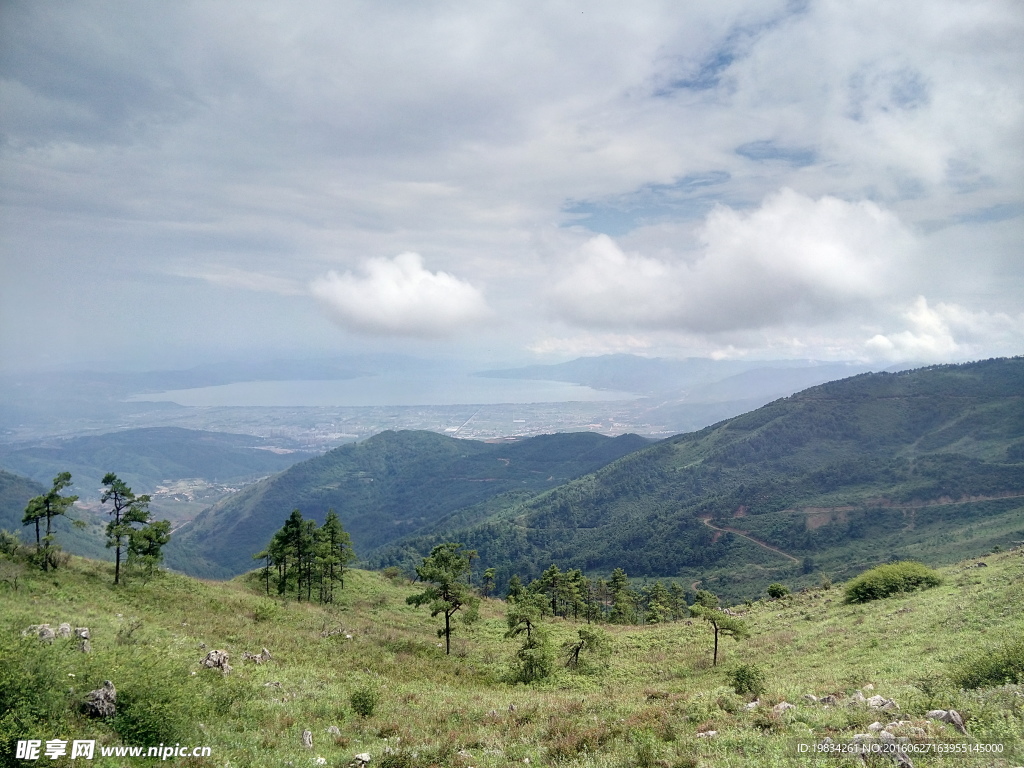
700;517;799;563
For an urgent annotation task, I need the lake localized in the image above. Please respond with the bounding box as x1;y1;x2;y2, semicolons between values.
126;374;639;407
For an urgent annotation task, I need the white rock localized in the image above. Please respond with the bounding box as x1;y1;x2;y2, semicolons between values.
773;701;796;713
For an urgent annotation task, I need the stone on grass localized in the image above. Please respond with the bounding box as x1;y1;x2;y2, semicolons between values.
301;730;313;749
773;701;796;714
200;649;232;674
866;695;898;711
926;709;967;735
83;681;116;718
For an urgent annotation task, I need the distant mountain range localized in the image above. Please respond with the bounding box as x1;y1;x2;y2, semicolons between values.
5;357;1021;602
167;430;651;578
378;357;1024;599
0;426;314;499
478;354;874;397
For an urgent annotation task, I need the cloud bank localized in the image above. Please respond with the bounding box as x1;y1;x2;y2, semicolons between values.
549;189;915;333
310;253;491;338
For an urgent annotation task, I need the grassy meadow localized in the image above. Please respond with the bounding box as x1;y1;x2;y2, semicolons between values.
2;548;1022;767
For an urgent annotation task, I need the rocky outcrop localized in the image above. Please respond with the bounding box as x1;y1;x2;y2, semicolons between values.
200;649;232;674
243;647;272;663
926;709;968;735
23;623;91;651
83;681;116;718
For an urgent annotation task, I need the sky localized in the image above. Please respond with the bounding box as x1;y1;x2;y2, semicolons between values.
1;0;1022;374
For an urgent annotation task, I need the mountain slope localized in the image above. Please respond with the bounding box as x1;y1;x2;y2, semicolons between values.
168;430;650;578
378;358;1024;600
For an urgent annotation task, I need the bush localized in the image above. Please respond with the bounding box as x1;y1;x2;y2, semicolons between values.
0;637;72;759
111;654;207;745
844;561;942;603
350;685;379;718
511;631;554;684
766;583;790;599
950;637;1024;689
728;664;767;696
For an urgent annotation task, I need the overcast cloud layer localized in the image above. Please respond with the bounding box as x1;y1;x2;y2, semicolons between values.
1;0;1022;372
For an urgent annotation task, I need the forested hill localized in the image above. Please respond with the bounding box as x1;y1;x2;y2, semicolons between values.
167;430;650;578
0;468;44;535
376;357;1024;600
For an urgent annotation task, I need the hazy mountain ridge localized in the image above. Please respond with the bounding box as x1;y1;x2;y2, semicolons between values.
168;430;651;578
0;427;314;496
374;358;1024;599
476;354;873;396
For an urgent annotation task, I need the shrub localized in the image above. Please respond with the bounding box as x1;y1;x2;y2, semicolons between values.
766;583;790;599
844;561;942;603
950;637;1024;689
251;600;280;623
0;637;72;754
111;653;209;745
511;631;554;684
350;685;379;718
728;664;767;696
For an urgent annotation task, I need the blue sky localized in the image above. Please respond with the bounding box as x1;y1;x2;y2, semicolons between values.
1;0;1022;372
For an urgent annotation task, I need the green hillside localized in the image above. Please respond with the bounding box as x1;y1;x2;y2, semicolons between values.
0;469;45;536
1;547;1021;767
378;358;1024;601
168;430;650;578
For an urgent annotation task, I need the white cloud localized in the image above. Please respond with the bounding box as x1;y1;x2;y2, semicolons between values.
865;296;1024;362
310;253;491;338
550;188;915;333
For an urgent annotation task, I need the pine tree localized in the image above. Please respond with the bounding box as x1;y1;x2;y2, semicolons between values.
316;509;354;603
22;472;78;571
128;519;171;581
406;543;478;655
100;473;152;585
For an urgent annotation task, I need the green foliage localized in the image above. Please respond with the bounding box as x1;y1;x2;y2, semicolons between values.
127;518;171;581
174;429;647;579
511;629;554;684
690;605;749;666
0;637;72;757
350;684;380;718
766;582;790;599
101;473;157;585
728;663;767;696
693;589;719;608
406;542;478;655
844;561;943;603
563;627;611;673
505;591;548;640
257;508;356;603
112;658;201;744
22;472;78;572
949;636;1024;689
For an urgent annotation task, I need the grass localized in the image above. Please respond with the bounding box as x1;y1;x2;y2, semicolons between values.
1;547;1023;767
